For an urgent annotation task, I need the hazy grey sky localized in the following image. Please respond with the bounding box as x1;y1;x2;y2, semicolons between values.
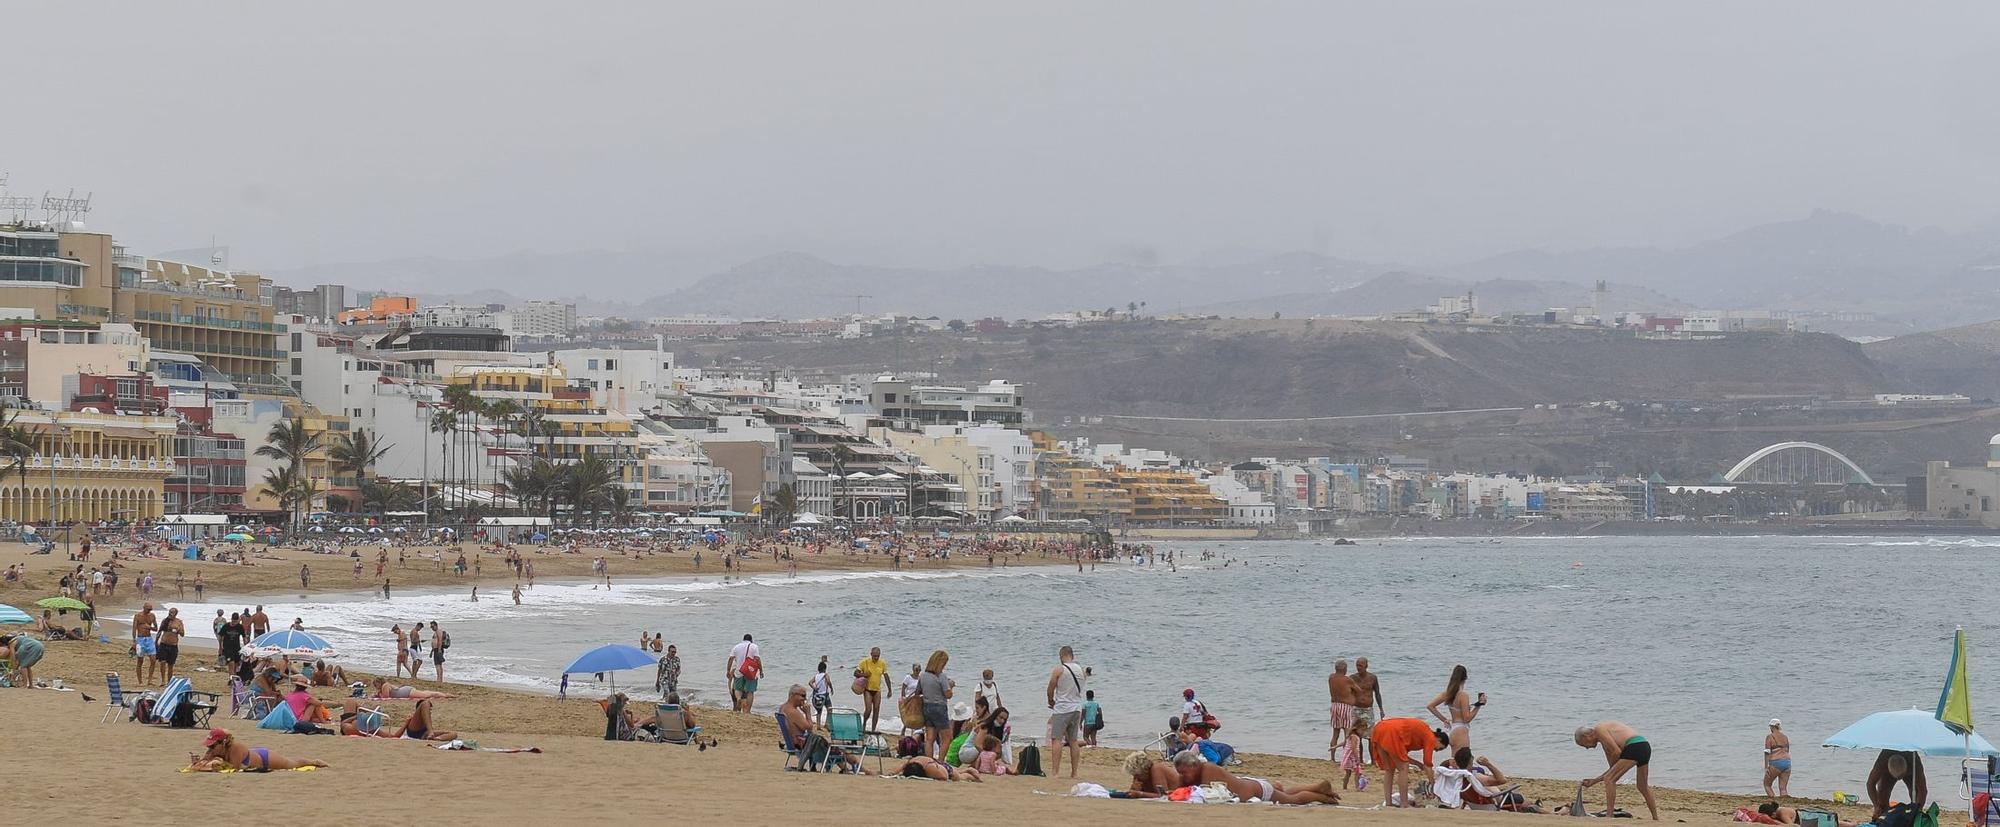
9;1;2000;277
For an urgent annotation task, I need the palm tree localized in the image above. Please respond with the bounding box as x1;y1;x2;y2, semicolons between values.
767;483;798;527
259;465;300;530
255;418;322;471
330;428;391;482
603;486;634;527
429;409;457;514
513;409;549;460
0;404;38;522
828;443;857;522
256;419;323;529
501;464;544;518
561;453;615;527
361;478;419;513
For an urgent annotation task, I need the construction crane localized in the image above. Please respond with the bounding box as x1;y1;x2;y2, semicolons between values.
820;293;873;316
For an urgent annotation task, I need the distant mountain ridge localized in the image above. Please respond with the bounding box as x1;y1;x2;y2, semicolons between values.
268;210;2000;329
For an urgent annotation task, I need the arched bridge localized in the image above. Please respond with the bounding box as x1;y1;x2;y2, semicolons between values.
1722;441;1875;486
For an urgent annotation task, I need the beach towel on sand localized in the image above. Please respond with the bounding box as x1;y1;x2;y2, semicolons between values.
432;741;542;753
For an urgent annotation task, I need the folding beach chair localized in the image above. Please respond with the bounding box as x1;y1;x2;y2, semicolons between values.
827;707;883;774
99;672;132;723
1965;755;1999;826
777;711;803;769
652;703;700;746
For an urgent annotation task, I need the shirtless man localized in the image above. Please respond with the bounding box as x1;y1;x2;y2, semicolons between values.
1576;720;1660;820
1352;657;1384;760
1172;750;1341;804
132;603;159;685
1866;750;1926;822
249;605;270;638
1327;658;1361;760
156;607;185;683
393;625;410;678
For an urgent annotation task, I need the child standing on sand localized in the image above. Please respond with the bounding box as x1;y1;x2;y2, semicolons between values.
1340;732;1367;791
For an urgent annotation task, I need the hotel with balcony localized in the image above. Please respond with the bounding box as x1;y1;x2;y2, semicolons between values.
119;259;285;392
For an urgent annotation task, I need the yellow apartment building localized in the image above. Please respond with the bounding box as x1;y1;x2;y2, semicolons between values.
1110;468;1229;525
0;408;176;523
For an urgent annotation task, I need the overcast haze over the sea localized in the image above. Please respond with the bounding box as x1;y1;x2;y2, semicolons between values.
9;1;2000;287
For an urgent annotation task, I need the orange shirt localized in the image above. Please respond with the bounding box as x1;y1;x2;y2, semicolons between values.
1370;717;1435;769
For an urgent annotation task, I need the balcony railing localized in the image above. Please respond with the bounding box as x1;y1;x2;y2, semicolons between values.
134;309;280;333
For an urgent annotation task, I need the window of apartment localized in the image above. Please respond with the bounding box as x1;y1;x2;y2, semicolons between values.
605;359;616;370
291;332;302;351
586;359;599;370
882;393;897;403
291;358;302;376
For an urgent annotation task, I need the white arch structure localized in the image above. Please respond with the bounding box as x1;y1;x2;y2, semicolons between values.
1723;441;1875;486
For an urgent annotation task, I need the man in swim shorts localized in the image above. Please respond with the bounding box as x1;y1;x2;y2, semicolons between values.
132;603;158;685
156;607;185;683
1353;657;1383;756
1327;658;1360;760
1576;720;1660;820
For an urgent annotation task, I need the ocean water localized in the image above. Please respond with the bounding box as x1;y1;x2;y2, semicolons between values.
161;535;2000;797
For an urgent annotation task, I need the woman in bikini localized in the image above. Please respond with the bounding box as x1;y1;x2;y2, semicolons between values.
188;728;329;772
369;676;456;700
392;698;459;741
896;755;982;782
1172;750;1341;804
1426;664;1484;752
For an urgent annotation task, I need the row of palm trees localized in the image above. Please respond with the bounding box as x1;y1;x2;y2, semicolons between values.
499;453;630;527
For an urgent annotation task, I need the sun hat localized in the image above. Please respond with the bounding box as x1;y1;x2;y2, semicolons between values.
1770;718;1782;727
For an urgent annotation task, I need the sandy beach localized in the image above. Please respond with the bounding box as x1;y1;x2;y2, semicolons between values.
0;539;1890;826
4;640;1862;826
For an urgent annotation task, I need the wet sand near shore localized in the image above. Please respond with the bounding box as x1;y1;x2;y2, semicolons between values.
0;536;1034;603
1;638;1878;826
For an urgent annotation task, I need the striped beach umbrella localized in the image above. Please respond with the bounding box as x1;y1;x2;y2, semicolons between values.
248;629;339;660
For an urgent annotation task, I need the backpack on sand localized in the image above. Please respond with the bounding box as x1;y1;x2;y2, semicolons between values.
1015;744;1043;776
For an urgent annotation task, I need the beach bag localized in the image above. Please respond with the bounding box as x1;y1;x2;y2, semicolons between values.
1015;743;1043;776
946;731;971;766
736;654;760;679
1795;809;1839;827
1569;783;1588;817
851;674;868;696
170;699;198;729
899;695;925;729
132;696;157;724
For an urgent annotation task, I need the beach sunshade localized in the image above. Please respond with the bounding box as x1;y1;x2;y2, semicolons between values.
1937;627;1974;735
1823;709;2000;757
36;596;88;611
562;644;656;676
223;533;252;541
231;524;251;531
561;643;658;693
0;603;32;624
248;629;339;660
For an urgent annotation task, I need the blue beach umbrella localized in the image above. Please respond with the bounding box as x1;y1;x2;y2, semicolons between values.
249;629;339;660
561;644;657;693
1822;708;2000;757
0;603;31;624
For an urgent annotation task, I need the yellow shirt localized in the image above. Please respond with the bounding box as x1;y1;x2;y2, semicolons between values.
858;656;889;692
